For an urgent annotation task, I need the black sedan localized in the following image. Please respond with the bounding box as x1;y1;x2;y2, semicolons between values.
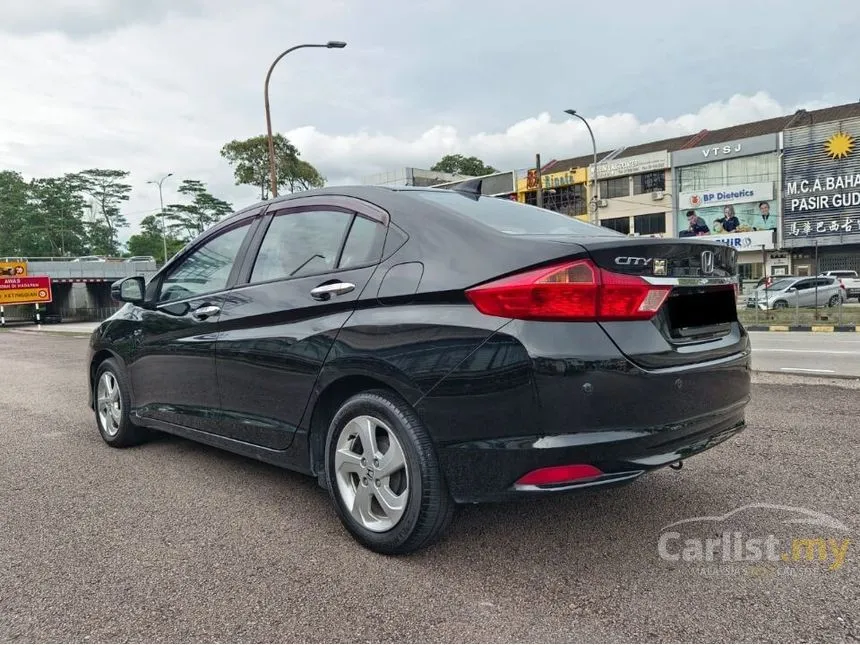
88;184;751;555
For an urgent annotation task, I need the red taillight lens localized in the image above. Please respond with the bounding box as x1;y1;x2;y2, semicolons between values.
515;464;603;487
465;259;670;322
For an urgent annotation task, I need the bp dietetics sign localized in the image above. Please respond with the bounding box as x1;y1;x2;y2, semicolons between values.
782;117;860;246
679;183;773;210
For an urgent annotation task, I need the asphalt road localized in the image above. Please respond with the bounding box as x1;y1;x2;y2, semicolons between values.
0;332;857;643
750;331;860;378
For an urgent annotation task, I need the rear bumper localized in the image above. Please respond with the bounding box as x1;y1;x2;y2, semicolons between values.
421;319;751;504
438;398;746;503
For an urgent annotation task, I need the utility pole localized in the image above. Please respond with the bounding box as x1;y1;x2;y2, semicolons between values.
535;153;543;207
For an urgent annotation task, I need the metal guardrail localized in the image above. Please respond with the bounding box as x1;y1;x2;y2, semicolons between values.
22;261;158;280
0;304;121;324
738;298;860;326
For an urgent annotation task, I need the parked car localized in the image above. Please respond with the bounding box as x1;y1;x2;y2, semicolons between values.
746;276;845;309
87;185;751;555
754;274;796;290
125;255;156;264
820;270;860;301
72;255;106;263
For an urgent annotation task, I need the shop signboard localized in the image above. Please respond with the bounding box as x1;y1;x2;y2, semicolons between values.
676;182;778;240
706;230;776;251
672;134;778;167
782;117;860;247
588;151;668;180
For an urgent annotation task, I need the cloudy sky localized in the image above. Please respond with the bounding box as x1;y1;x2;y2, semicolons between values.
1;0;858;240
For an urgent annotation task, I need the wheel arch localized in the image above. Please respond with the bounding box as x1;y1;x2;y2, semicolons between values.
303;366;424;480
89;349;126;405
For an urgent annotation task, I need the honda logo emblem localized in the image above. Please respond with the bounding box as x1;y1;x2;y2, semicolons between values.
701;250;715;275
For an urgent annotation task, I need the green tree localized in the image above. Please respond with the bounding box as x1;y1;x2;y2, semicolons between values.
78;168;132;253
220;134;325;199
430;154;497;176
84;221;116;256
164;179;234;240
0;171;32;256
126;214;185;263
29;174;88;257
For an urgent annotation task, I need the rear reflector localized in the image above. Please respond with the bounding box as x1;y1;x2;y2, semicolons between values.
465;258;671;322
515;464;603;487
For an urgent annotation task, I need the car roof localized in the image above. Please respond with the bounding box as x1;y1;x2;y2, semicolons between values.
224;185;486;222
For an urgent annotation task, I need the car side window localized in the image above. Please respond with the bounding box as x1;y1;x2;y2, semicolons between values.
251;210;353;283
794;280;811;291
158;222;250;303
338;215;385;269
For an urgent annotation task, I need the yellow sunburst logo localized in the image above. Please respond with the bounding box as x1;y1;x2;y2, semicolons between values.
824;131;854;159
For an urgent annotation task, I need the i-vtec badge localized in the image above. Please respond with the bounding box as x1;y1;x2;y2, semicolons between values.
615;256;653;266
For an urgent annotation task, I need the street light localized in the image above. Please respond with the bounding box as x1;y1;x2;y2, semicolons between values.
564;109;600;225
264;41;347;199
146;173;172;263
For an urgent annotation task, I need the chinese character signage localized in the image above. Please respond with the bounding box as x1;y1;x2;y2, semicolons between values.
677;182;777;241
782;117;860;246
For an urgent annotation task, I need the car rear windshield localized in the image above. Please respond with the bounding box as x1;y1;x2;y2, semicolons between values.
405;189;623;236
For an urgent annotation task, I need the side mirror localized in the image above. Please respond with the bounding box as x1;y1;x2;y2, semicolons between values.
111;276;146;304
786;286;796;292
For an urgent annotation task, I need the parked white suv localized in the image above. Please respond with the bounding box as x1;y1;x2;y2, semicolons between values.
820;270;860;301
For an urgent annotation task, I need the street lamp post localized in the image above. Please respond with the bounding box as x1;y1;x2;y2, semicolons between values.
564;109;600;226
147;173;172;263
264;40;347;199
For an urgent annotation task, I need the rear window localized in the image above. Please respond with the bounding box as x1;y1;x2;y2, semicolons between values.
404;189;623;236
767;279;796;291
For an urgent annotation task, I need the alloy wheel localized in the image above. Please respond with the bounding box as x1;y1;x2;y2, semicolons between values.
333;415;409;533
97;371;122;437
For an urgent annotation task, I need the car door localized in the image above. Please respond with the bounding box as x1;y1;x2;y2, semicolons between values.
128;217;258;432
815;278;836;305
791;279;814;307
213;201;388;450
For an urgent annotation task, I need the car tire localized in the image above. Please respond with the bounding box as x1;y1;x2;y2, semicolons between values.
94;358;148;448
828;295;840;307
773;300;788;309
324;389;454;556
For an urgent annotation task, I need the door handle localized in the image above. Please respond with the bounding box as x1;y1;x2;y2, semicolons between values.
191;305;221;320
310;282;355;300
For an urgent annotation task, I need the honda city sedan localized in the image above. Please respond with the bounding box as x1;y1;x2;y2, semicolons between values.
87;184;751;555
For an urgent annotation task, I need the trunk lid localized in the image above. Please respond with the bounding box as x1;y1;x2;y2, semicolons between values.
580;237;746;369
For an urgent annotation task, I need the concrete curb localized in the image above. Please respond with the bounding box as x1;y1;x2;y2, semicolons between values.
745;324;859;332
753;369;860;382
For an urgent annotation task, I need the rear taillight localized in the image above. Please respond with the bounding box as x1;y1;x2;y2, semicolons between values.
465;258;671;322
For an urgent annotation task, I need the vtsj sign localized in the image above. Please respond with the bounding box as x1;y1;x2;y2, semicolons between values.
706;230;776;251
679;182;774;210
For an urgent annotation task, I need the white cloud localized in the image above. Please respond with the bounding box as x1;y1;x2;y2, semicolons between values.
289;91;834;184
0;0;853;245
